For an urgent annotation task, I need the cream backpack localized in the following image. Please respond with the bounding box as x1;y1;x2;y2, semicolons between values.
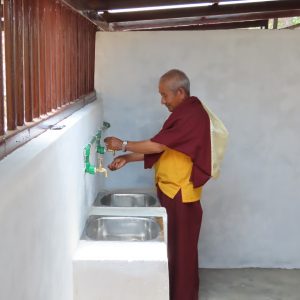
202;102;229;179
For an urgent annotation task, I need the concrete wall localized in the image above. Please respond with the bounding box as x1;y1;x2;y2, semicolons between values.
0;100;105;300
95;31;300;268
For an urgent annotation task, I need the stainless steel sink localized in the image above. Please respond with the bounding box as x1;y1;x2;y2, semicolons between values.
82;216;163;242
93;193;160;207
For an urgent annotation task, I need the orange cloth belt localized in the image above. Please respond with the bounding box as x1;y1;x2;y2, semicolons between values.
154;147;202;203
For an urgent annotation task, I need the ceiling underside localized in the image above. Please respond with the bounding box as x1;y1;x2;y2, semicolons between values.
64;0;300;31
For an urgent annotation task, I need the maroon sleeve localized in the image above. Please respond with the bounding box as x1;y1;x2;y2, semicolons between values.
151;125;192;152
144;152;162;169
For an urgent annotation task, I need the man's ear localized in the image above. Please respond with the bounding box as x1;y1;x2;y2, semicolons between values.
177;87;186;99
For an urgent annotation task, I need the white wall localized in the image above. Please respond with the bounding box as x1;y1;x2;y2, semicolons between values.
0;99;105;300
95;31;300;268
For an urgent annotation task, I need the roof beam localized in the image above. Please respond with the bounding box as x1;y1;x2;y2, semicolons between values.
111;9;300;31
83;11;109;31
63;0;237;11
102;0;300;22
140;19;269;30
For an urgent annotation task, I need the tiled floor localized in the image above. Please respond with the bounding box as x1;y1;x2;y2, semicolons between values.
199;268;300;300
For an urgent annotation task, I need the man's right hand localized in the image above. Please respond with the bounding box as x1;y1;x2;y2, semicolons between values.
108;155;127;171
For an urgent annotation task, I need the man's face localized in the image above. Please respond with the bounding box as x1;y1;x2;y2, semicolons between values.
159;80;185;112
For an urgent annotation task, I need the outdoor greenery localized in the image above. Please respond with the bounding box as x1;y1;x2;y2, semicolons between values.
269;16;300;29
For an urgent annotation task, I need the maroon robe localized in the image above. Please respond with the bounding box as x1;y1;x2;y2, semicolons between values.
158;186;203;300
144;96;211;300
144;96;212;188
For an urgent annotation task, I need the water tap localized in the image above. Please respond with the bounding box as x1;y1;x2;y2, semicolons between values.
96;154;108;177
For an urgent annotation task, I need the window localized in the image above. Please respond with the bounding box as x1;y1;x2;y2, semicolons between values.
0;0;97;160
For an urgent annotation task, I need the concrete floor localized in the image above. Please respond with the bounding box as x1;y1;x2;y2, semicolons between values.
199;269;300;300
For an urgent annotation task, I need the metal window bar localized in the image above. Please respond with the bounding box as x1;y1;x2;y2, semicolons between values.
15;0;24;127
39;0;46;115
0;1;4;136
44;0;51;113
55;0;61;108
49;0;56;110
23;0;32;122
61;3;66;104
4;0;16;131
31;0;40;119
77;14;81;97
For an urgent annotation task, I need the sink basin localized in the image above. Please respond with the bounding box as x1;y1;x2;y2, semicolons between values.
94;193;160;207
82;216;163;242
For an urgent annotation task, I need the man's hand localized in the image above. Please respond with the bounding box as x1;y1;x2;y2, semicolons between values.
104;136;123;151
108;155;127;171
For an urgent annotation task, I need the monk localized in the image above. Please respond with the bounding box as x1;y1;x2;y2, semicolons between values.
104;69;211;300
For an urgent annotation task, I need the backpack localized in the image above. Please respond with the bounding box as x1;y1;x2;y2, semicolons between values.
202;102;229;179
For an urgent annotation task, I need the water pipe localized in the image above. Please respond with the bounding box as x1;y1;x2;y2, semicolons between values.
84;121;110;176
102;121;110;130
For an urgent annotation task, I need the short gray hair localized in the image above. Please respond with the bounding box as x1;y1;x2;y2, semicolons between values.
160;69;190;96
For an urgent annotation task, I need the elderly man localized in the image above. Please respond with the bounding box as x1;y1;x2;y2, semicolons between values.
104;69;211;300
